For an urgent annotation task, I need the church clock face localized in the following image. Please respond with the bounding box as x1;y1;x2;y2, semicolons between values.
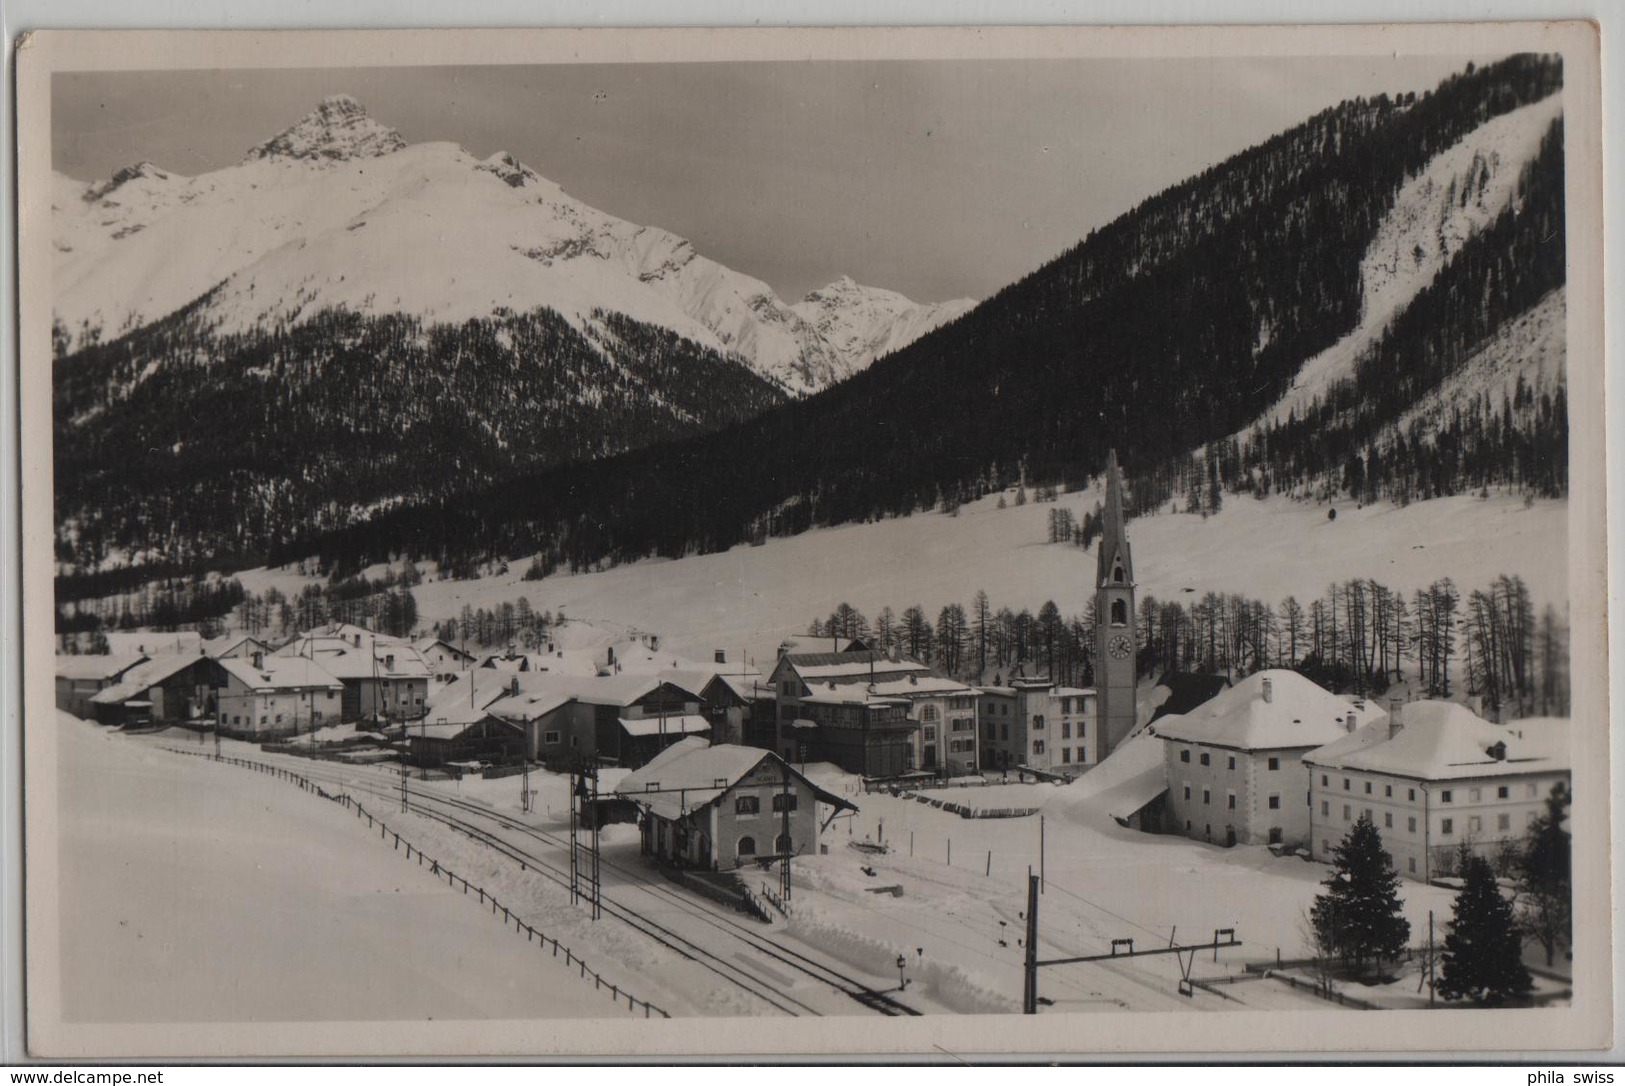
1108;634;1132;660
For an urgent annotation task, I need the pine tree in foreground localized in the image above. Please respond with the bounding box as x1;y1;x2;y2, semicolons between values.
1310;812;1412;980
1440;853;1534;1005
1518;781;1572;968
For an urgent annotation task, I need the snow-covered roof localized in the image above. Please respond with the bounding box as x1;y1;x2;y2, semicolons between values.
1306;701;1569;782
799;689;911;708
103;631;203;657
276;626;430;679
866;675;977;698
201;634;269;659
414;637;475;661
792;659;933;681
1057;727;1169;823
55;653;148;681
493;671;701;708
618;714;710;738
708;673;767;702
1153;670;1382;752
410;716;520;742
89;654;216;704
219;656;343;692
615;737;854;821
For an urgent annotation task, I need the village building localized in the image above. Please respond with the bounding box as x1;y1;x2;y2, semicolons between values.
54;653;148;717
216;652;345;739
697;672;769;747
276;625;431;724
88;653;224;729
404;706;526;768
614;736;857;872
767;648;931;777
864;673;981;776
1304;700;1570;882
414;636;477;682
464;671;709;769
977;675;1098;776
1155;669;1381;848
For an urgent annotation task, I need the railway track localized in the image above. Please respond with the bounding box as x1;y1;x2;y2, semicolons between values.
158;741;920;1017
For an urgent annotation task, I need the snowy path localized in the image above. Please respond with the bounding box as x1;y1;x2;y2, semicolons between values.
56;715;626;1023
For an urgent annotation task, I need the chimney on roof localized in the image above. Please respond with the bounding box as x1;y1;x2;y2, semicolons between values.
353;632;361;647
510;676;519;696
1261;677;1274;704
607;646;616;667
1345;709;1357;734
1388;697;1404;739
252;650;265;670
385;654;395;671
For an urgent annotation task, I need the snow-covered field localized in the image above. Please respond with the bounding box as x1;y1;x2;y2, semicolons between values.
237;484;1565;675
56;713;628;1022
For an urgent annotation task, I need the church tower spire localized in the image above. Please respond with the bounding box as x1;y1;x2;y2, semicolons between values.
1094;450;1138;757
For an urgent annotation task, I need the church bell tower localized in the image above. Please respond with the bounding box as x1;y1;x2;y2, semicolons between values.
1094;450;1138;756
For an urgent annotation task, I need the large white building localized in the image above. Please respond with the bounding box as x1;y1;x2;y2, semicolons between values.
1304;700;1570;882
1155;669;1381;848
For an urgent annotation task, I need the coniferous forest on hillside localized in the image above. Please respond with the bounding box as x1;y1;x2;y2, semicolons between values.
52;54;1565;593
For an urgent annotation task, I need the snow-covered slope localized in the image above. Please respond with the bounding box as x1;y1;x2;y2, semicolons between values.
52;96;972;394
1262;93;1564;427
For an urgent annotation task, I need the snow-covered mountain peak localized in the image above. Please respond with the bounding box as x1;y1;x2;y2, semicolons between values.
476;151;544;190
85;161;175;202
243;95;407;165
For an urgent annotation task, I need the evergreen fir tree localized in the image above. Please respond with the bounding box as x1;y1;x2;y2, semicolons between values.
1518;781;1572;967
1310;812;1412;979
1439;853;1534;1004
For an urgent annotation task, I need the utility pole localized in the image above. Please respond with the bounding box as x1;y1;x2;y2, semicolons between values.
569;765;580;905
1428;910;1436;1007
1040;814;1046;894
781;764;793;902
590;758;602;921
521;751;532;815
1022;874;1040;1013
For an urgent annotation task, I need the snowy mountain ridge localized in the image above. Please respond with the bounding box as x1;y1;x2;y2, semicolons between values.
53;97;972;394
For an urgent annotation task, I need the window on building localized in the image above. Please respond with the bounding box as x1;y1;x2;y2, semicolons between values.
1384;784;1392;798
1497;786;1509;799
1441;818;1454;835
1033;740;1045;755
1078;749;1087;764
1268;757;1280;771
774;834;792;854
1111;600;1127;625
1061;748;1072;764
1343;805;1351;821
1228;756;1236;771
1268;827;1283;845
1267;795;1281;810
735;796;760;816
922;705;938;722
1409;788;1416;801
1060;698;1071;713
924;726;937;741
1408;816;1417;833
1468;816;1482;834
1364;781;1372;794
1497;813;1511;832
1469;787;1481;802
1321;801;1329;816
1527;783;1539;798
1199;752;1210;767
738;836;757;856
1180;749;1191;763
1001;724;1009;741
1033;715;1045;731
1202;788;1211;805
1062;722;1071;739
543;730;561;745
1183;785;1191;801
772;793;798;813
1343;778;1351;791
1227;793;1236;810
1441;790;1453;803
1320;774;1329;786
985;722;996;741
1384;812;1393;829
1408;857;1417;874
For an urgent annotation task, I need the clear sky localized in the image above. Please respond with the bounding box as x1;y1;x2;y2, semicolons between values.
53;57;1486;303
